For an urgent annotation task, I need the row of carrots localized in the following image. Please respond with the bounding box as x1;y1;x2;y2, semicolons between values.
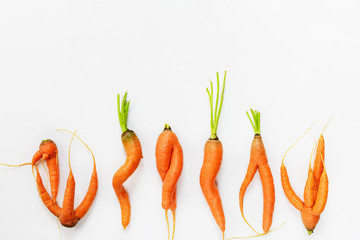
0;71;329;240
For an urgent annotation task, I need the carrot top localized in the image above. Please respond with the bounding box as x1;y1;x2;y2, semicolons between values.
117;92;130;133
206;71;226;140
246;109;261;135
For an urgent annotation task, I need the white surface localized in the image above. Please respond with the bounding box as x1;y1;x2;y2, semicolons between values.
0;0;359;239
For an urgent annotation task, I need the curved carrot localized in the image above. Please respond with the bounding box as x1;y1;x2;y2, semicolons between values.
33;164;61;217
311;162;328;215
113;92;143;230
280;124;329;235
200;72;226;237
156;125;183;210
156;124;183;240
34;139;59;202
56;129;99;221
313;134;324;187
239;109;275;233
58;131;78;227
304;147;316;208
280;164;304;210
201;139;225;232
0;139;59;202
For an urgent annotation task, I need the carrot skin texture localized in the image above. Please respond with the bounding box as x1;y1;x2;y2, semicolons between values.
200;139;225;232
32;140;60;201
304;168;316;208
280;164;304;210
75;164;98;219
113;129;143;229
32;151;42;164
313;135;325;186
155;130;174;180
34;165;61;217
162;147;182;209
240;135;275;233
301;207;320;232
155;128;183;210
258;163;275;232
59;171;79;228
311;170;328;215
239;162;258;216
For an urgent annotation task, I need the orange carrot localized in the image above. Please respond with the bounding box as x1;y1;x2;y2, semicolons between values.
0;139;59;202
36;139;59;202
200;72;226;239
239;109;275;234
280;126;329;234
34;131;98;228
34;164;61;217
113;92;143;230
156;124;183;240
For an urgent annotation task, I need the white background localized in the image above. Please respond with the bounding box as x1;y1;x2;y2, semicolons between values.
0;0;359;239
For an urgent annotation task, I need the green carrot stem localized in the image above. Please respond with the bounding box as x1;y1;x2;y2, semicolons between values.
206;71;226;139
246;108;261;135
117;92;130;133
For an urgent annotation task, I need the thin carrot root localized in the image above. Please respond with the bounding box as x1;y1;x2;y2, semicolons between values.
281;123;315;166
240;211;260;235
321;118;332;135
171;210;176;240
226;222;286;240
165;210;170;240
56;217;62;240
0;162;32;167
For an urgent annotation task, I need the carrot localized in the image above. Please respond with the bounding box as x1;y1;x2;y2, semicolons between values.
280;125;329;234
0;139;59;202
34;164;61;217
239;109;275;234
155;124;183;240
33;130;98;228
37;139;59;202
113;92;143;230
200;71;226;239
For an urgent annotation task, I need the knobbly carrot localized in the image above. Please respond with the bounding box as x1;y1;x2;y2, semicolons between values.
280;124;329;234
35;139;59;201
239;109;275;234
0;139;59;202
34;164;61;217
56;129;99;220
113;92;143;230
33;131;98;228
156;124;183;240
199;71;226;239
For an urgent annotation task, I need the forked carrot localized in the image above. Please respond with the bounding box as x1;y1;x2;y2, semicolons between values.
156;124;183;240
239;109;275;234
113;92;143;230
199;71;226;239
280;123;329;234
34;130;98;228
0;139;59;202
